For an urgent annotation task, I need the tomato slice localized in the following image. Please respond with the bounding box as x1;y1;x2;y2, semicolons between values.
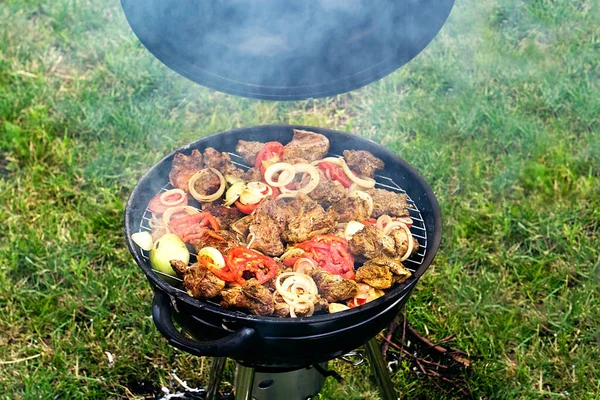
255;142;284;174
318;161;352;188
198;257;236;282
234;200;259;215
225;247;278;285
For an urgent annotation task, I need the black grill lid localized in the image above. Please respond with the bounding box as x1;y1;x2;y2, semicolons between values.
121;0;454;100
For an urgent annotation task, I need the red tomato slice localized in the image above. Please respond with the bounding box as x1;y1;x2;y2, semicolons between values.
255;142;284;174
318;161;352;188
234;200;259;215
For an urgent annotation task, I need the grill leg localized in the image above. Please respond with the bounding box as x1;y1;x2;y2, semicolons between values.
365;338;397;400
234;364;255;400
206;357;227;400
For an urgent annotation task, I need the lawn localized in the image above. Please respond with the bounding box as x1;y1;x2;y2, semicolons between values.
1;0;599;399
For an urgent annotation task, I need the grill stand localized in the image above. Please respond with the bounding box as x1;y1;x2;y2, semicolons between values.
205;338;397;400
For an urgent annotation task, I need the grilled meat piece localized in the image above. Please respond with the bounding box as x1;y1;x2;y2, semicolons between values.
192;230;244;255
348;225;396;261
283;129;330;163
220;279;274;316
169;149;203;191
241;167;263;183
367;188;412;218
203;147;244;177
364;256;412;284
170;260;225;299
282;198;337;243
307;269;358;303
330;196;371;223
390;228;420;259
230;215;254;237
236;140;264;165
308;170;347;207
355;264;392;289
255;197;288;229
203;205;243;230
343;150;384;179
249;214;285;256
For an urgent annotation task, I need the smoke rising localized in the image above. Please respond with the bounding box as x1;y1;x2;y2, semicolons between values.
121;0;454;100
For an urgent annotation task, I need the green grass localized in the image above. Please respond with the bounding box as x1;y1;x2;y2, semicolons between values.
1;0;599;398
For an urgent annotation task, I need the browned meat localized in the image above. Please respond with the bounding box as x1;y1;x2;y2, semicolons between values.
170;260;225;299
203;147;244;177
249;215;285;256
307;170;347;207
348;225;396;261
220;279;274;316
355;264;392;289
330;196;371;223
203;205;243;230
169;149;203;191
308;269;358;303
189;168;222;198
343;150;384;179
230;215;254;237
364;256;412;284
236;140;264;165
192;230;244;255
367;188;412;218
282;198;337;243
241;167;263;183
390;228;420;259
254;197;288;229
283;129;330;163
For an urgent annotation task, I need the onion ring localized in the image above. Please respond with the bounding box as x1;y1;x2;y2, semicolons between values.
264;163;295;187
162;205;200;226
280;164;320;195
188;168;226;202
159;189;186;207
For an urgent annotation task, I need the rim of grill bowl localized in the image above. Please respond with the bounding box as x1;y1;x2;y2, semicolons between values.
124;125;442;324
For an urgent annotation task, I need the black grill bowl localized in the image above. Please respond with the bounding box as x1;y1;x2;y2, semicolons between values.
124;125;441;369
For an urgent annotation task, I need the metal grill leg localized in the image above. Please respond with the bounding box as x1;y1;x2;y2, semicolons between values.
365;338;397;400
206;357;227;400
234;364;255;400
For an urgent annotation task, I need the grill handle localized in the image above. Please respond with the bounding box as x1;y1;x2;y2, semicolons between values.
152;290;258;358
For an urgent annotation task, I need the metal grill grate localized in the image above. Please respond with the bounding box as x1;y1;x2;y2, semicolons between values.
136;152;428;286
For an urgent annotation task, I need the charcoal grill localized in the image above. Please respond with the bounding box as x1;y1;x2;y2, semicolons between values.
124;125;441;399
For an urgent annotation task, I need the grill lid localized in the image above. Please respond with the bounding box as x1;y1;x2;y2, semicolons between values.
120;0;454;100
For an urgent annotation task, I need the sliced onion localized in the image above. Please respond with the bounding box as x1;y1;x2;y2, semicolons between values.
340;161;375;188
239;189;263;205
293;257;317;274
344;221;366;240
246;233;256;249
247;182;272;197
329;303;350;313
275;272;318;317
162;205;200;226
280;164;320;195
313;157;375;188
224;174;244;185
132;231;153;251
399;224;414;261
376;215;393;231
264;163;295;187
275;192;298;200
188;168;226;202
279;247;305;261
159;189;186;207
223;182;246;206
197;247;226;268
